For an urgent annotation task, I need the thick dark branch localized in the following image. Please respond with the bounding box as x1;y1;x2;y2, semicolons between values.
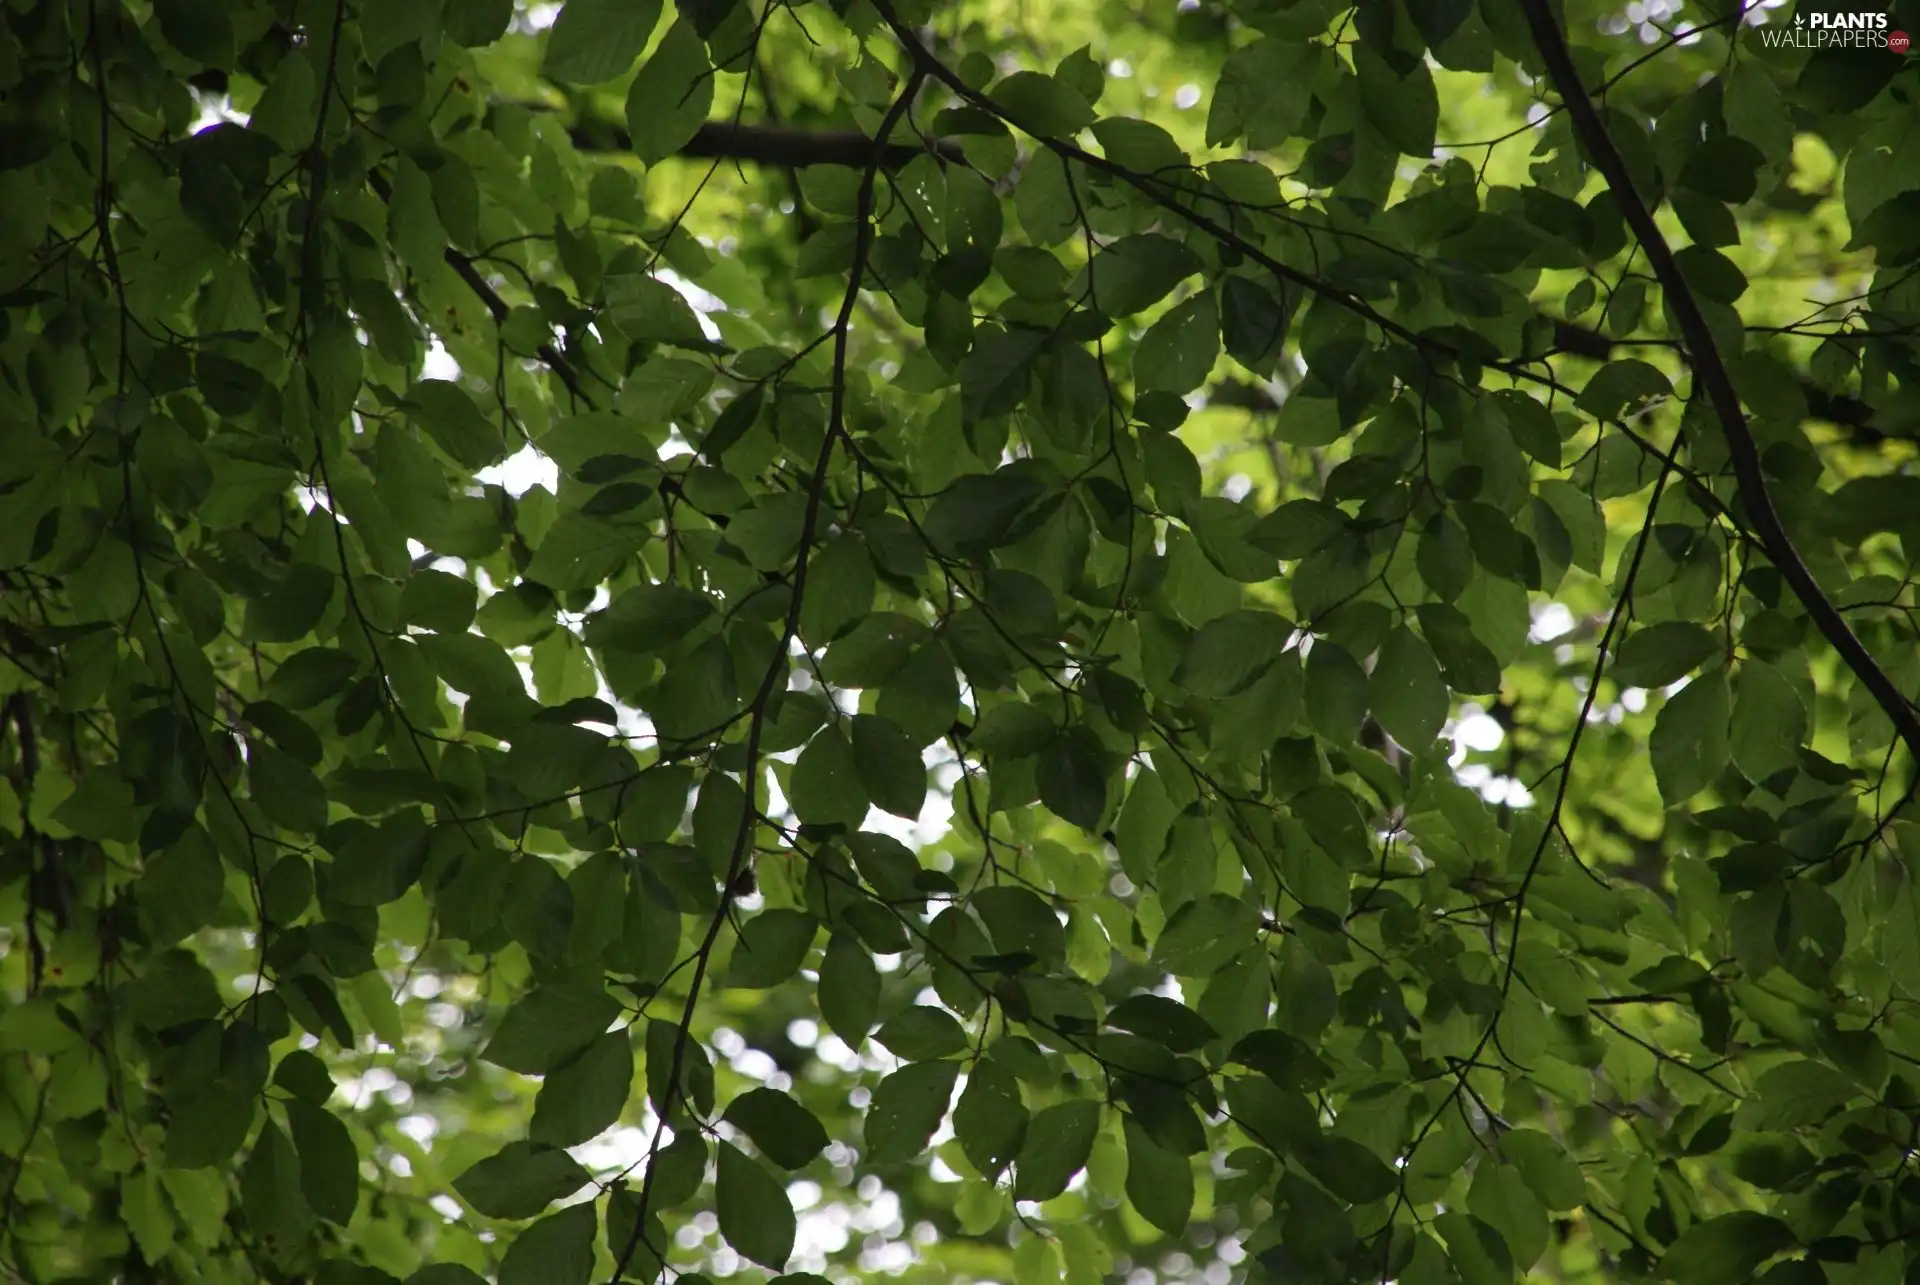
1518;0;1920;761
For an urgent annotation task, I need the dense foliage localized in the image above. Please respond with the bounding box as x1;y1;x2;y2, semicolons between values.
5;0;1920;1281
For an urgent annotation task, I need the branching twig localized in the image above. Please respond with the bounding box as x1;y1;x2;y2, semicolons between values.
604;62;929;1285
1517;0;1920;762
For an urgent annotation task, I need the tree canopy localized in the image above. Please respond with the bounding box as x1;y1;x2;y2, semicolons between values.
4;0;1920;1281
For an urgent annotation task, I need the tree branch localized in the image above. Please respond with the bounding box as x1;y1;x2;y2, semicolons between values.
604;65;931;1285
1518;0;1920;761
542;103;1912;450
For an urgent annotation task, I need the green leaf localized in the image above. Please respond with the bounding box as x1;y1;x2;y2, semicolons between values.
992;72;1095;137
646;1131;709;1211
445;0;511;42
1016;151;1078;246
604;274;711;350
1370;626;1449;751
625;22;714;166
1409;0;1473;48
1611;622;1719;689
587;582;714;654
1730;660;1806;784
408;380;507;470
645;1019;714;1120
1304;641;1372;743
1502;1130;1586;1212
498;1203;597;1285
974;885;1067;969
1355;45;1437;157
1299;1132;1399;1204
1152;894;1259;977
523;514;646;592
1219;275;1290;373
273;1050;335;1105
1105;995;1217;1052
1650;669;1731;806
728;910;818;989
1420;514;1474;603
482;985;621;1075
121;1170;176;1264
1123;1116;1192;1237
153;0;234;63
1091;116;1180;173
1175;609;1293;696
251;53;317;152
848;832;924;901
1825;475;1920;545
1133;293;1219;395
1417;603;1502;695
1467;1163;1548;1271
970;701;1056;758
400;569;479;633
240;1121;313;1266
947;168;1004;256
1037;730;1109;831
702;384;765;458
165;1081;257;1171
287;1103;359;1225
243;563;336;645
723;1088;830;1169
418;632;538;727
875;1006;970;1060
799;537;877;647
1084;235;1203;317
408;1268;489;1285
791;728;870;829
138;832;226;945
1741;1059;1857;1130
961;329;1048;424
821;613;928;687
1209;39;1314;148
249;743;328;834
716;1142;796;1269
865;1060;961;1164
268;648;361;710
877;642;960;747
953;1058;1027;1180
1677;136;1765;204
851;714;926;819
531;1032;634;1147
819;931;880;1048
0;1000;79;1057
566;852;628;965
1576;359;1672;421
542;0;664;83
1114;768;1176;884
1436;1211;1515;1285
1012;1099;1100;1201
454;1141;593;1219
1657;1212;1795;1285
923;467;1053;555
